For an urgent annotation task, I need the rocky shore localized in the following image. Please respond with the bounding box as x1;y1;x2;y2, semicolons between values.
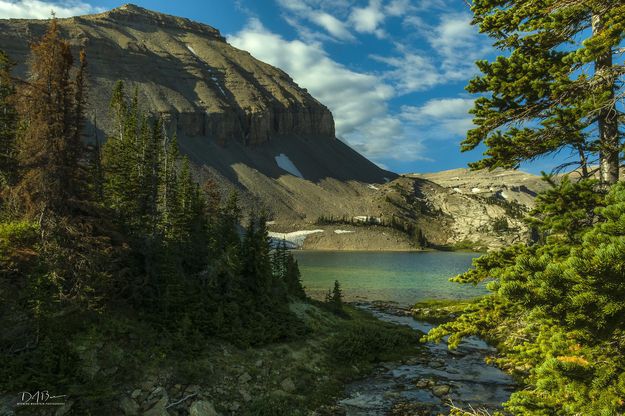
335;302;514;416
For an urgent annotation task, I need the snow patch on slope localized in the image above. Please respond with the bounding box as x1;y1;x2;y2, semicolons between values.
186;45;198;56
334;230;354;234
211;76;226;96
275;154;304;178
268;230;324;247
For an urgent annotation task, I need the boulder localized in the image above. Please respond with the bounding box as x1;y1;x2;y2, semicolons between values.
120;397;140;415
189;400;219;416
142;403;169;416
238;372;252;384
280;378;296;393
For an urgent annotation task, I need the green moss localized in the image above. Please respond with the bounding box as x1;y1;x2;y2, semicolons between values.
412;298;479;324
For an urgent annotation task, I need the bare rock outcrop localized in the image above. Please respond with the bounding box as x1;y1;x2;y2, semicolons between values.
0;4;335;145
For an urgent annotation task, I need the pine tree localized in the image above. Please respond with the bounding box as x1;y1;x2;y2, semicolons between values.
240;213;273;298
463;1;624;184
0;50;17;186
284;254;306;299
272;239;288;279
176;158;210;274
102;82;145;232
324;288;332;303
215;191;241;251
271;239;306;299
329;280;343;312
160;133;180;240
89;115;104;201
15;18;88;215
428;180;625;414
140;119;164;238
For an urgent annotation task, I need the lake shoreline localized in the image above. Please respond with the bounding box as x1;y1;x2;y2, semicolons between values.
294;250;485;307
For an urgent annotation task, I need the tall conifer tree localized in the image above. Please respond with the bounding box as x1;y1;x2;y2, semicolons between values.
0;50;17;186
16;18;88;214
463;1;624;184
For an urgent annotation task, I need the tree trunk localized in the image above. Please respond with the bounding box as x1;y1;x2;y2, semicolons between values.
593;13;620;185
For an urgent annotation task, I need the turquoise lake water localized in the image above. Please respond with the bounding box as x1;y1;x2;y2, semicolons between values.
292;251;486;306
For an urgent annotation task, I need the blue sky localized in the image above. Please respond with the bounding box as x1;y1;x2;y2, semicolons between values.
0;0;574;174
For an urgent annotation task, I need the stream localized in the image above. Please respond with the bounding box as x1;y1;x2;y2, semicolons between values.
338;305;515;415
293;251;514;415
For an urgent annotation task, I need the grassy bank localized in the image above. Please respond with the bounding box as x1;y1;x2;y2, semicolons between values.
411;298;480;324
2;301;422;415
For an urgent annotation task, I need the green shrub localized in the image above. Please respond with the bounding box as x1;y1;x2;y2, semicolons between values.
491;216;510;233
0;220;39;248
326;320;418;364
244;395;304;416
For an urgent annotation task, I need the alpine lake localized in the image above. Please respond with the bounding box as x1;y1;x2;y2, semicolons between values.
292;250;514;415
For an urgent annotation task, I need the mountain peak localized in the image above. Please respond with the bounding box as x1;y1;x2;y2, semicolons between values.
87;3;224;40
0;3;335;149
116;3;144;12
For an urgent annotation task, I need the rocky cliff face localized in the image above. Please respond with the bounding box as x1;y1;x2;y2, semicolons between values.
404;168;548;249
0;5;543;251
0;4;335;145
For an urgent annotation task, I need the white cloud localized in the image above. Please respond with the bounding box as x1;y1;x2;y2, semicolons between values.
277;0;309;13
0;0;101;19
349;0;386;37
347;116;428;162
277;0;355;41
276;0;420;42
401;98;475;138
310;11;354;41
428;12;488;79
385;0;412;16
229;19;426;162
418;12;489;79
371;49;441;92
375;12;491;94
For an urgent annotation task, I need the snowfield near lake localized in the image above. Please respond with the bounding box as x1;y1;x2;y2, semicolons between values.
268;230;324;247
275;154;304;178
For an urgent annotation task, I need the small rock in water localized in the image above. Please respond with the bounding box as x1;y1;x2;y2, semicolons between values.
415;378;434;389
430;359;445;368
382;362;397;370
431;384;451;397
384;391;400;399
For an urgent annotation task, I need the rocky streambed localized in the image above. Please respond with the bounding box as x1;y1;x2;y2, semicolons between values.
337;304;515;416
